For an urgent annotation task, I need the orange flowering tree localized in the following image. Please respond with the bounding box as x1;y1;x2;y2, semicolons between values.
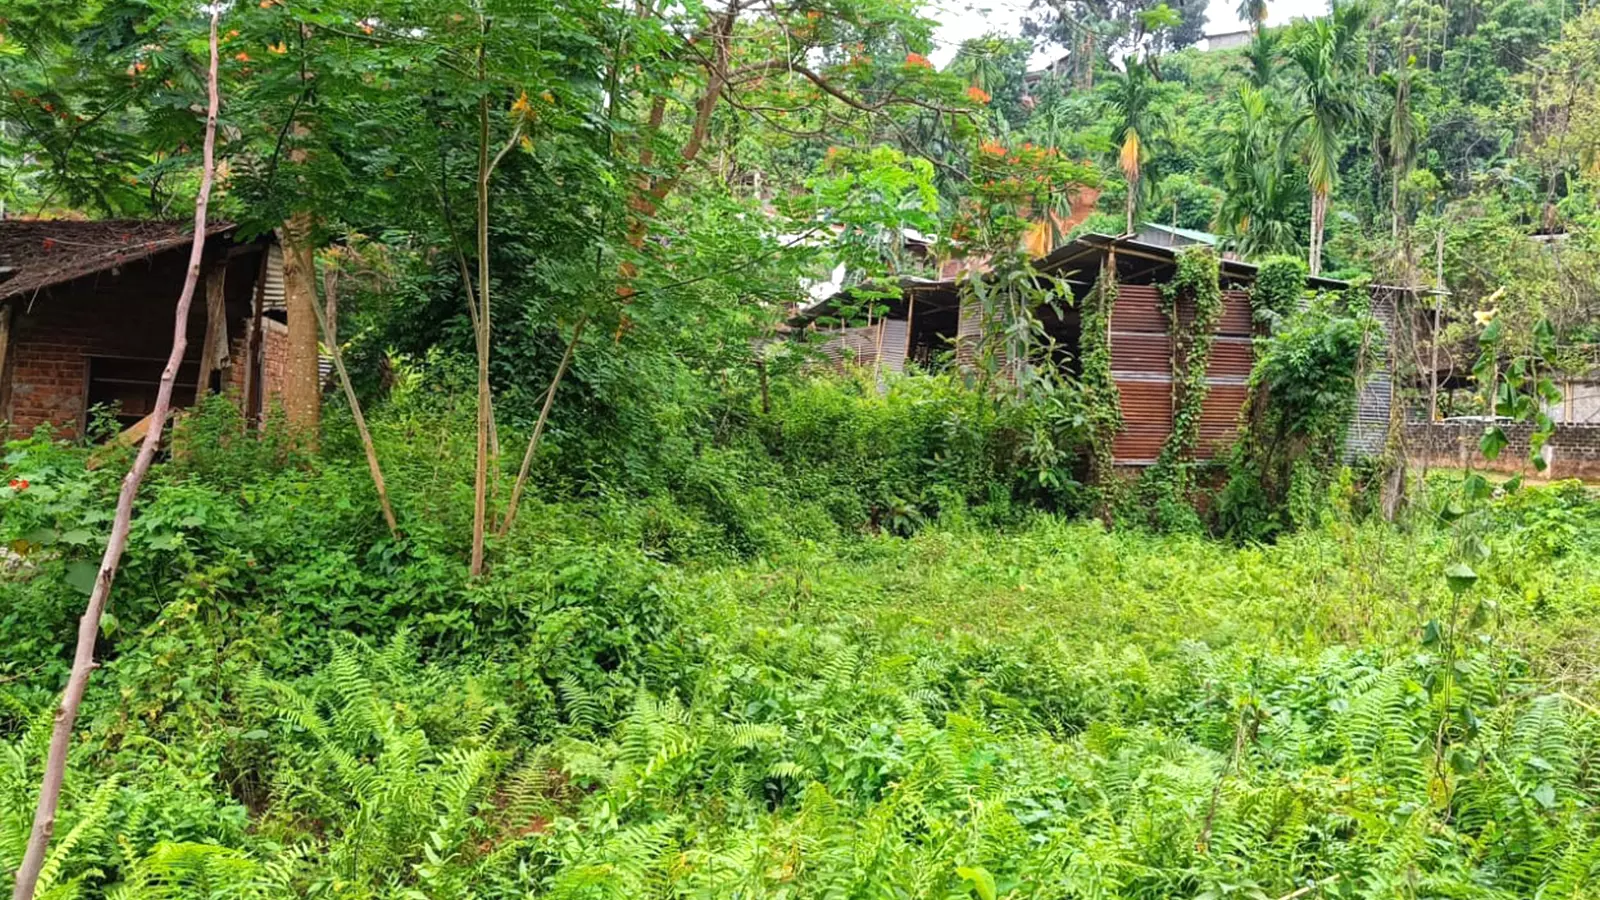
955;139;1097;255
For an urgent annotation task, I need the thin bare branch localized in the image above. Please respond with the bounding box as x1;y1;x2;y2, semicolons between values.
10;11;223;900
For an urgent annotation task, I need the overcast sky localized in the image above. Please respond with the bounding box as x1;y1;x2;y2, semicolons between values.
929;0;1332;66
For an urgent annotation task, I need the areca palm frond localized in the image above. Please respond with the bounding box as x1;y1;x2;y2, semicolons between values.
1241;29;1280;88
1119;127;1143;179
1283;2;1371;273
1236;0;1268;29
1216;87;1304;258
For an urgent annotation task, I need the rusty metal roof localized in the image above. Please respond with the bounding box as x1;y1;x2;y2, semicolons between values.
1039;233;1350;291
792;232;1347;327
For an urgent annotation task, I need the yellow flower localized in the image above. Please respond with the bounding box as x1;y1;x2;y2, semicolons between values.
1474;308;1498;326
520;134;534;151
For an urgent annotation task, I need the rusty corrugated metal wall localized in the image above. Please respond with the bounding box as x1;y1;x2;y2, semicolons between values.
811;320;912;376
1109;285;1253;465
1346;291;1394;458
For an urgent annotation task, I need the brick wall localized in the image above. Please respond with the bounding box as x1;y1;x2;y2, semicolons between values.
1405;421;1600;481
2;247;263;437
259;319;290;409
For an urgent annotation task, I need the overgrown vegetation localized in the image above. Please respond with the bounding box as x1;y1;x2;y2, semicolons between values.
1135;247;1225;532
1218;292;1380;540
4;396;1600;897
5;0;1600;896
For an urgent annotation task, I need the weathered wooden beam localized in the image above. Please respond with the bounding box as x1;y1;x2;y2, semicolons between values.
196;264;228;394
0;300;14;423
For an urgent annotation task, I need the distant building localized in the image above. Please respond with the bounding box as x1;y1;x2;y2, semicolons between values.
792;232;1348;466
1133;222;1219;248
1549;377;1600;424
1205;30;1252;51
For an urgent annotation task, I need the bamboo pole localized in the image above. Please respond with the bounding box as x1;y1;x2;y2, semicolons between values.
10;12;222;900
469;30;491;577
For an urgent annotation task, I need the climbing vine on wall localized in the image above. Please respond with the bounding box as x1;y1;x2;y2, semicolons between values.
1134;248;1223;528
1214;291;1378;540
1158;248;1225;468
1250;256;1307;333
1080;264;1123;512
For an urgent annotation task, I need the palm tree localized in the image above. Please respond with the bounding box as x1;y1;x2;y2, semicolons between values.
1241;29;1280;89
1216;87;1305;257
1284;3;1369;275
1236;0;1268;32
1104;57;1162;234
1381;55;1423;237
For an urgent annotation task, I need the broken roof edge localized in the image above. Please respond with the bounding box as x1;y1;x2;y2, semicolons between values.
788;275;959;327
1062;233;1351;290
786;232;1351;327
0;220;245;303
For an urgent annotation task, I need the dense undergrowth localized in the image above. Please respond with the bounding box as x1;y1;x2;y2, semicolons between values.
3;377;1599;900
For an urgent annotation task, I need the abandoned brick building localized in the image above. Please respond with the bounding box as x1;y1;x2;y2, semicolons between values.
792;231;1382;467
0;220;291;438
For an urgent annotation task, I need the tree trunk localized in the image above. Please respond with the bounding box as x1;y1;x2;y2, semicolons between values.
498;314;587;538
243;249;269;426
469;77;492;577
1125;177;1136;234
322;265;339;353
10;13;222;900
278;212;321;445
1309;188;1328;276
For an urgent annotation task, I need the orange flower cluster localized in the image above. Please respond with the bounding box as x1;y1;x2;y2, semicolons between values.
979;140;1007;156
903;52;932;69
965;85;991;104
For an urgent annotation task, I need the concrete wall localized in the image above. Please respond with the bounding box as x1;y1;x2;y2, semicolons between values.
1405;421;1600;481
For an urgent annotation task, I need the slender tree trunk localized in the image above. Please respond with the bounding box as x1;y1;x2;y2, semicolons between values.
243;250;268;426
469;54;492;577
1125;178;1136;234
1309;189;1328;276
10;14;222;900
279;211;321;445
312;278;398;538
322;265;338;352
1391;174;1401;239
1427;227;1443;480
498;314;587;538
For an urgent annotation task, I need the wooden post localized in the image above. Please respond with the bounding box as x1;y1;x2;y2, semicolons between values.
498;315;587;538
0;300;14;423
312;286;399;537
243;247;269;425
903;292;917;366
196;262;227;394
